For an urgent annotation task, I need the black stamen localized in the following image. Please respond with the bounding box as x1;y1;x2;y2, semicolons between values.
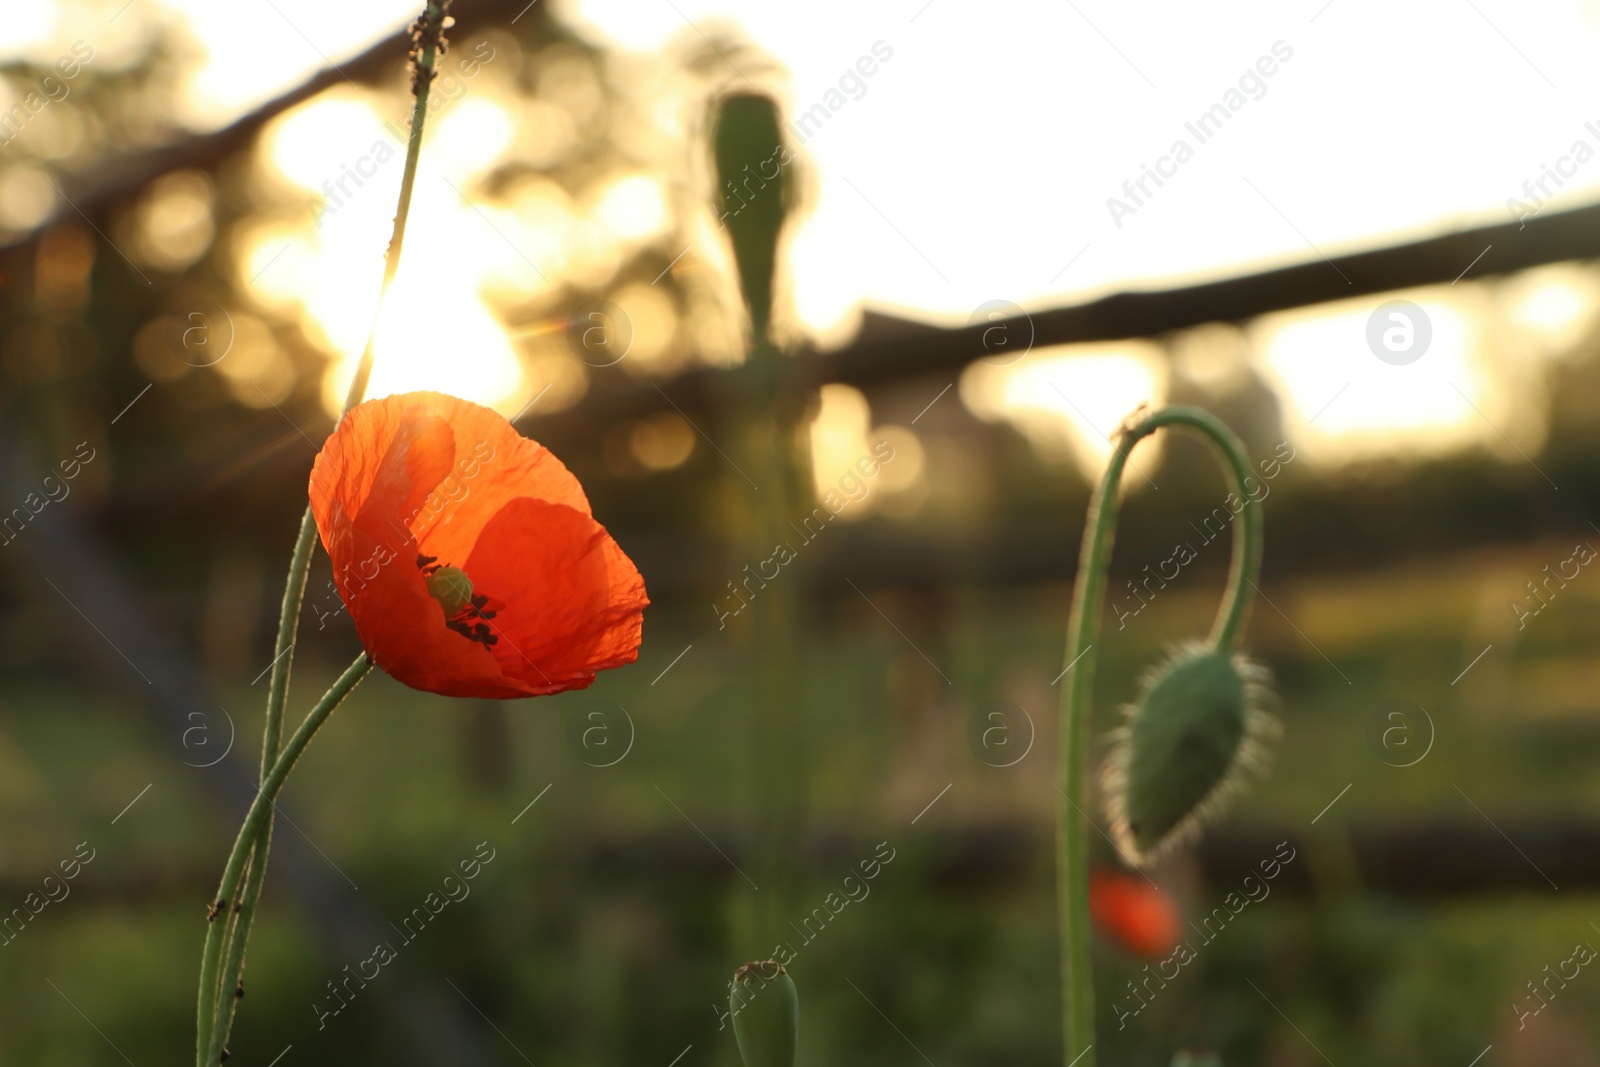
441;587;502;647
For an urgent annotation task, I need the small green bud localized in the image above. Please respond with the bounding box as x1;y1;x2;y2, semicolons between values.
425;565;474;617
1170;1051;1224;1067
1103;643;1277;864
712;94;790;340
730;960;798;1067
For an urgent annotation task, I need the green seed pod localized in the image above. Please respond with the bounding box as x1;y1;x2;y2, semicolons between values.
425;565;473;616
712;94;791;342
1103;642;1277;865
730;960;798;1067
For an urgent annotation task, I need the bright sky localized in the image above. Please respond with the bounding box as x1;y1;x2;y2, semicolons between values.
17;0;1600;331
11;0;1600;476
568;0;1600;340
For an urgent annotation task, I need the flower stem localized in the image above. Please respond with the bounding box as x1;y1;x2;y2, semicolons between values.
341;0;452;414
1056;405;1262;1067
201;509;318;1059
193;5;451;1062
196;654;372;1065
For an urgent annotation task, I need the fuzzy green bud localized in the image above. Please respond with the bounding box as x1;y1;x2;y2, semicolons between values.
730;960;798;1067
1104;643;1276;864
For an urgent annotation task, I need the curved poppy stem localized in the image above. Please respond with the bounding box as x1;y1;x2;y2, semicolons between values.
1056;405;1261;1067
196;654;372;1065
194;6;451;1062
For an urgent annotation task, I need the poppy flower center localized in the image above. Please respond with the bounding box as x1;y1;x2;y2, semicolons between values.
417;554;500;648
426;565;475;616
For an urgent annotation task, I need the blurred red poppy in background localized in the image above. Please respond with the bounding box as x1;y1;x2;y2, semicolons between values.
1089;868;1182;959
310;391;648;698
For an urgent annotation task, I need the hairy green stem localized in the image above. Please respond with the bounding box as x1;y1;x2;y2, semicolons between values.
1056;406;1262;1067
196;655;372;1064
194;5;451;1061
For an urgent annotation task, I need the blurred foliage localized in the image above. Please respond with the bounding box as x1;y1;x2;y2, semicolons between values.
3;548;1600;1062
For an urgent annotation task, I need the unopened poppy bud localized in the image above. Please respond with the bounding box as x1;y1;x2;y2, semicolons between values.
730;960;798;1067
712;94;790;340
425;565;474;617
1103;643;1277;864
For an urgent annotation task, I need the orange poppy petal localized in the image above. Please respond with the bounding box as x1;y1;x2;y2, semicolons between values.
339;519;527;698
1089;869;1182;959
308;390;647;699
463;497;648;694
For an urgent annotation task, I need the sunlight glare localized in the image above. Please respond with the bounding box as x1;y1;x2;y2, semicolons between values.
593;174;670;243
429;97;516;178
960;344;1166;480
1253;293;1515;465
1503;264;1600;358
268;95;393;194
810;383;891;518
256;94;531;416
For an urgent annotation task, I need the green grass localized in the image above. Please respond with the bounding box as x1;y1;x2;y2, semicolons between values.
3;543;1600;1064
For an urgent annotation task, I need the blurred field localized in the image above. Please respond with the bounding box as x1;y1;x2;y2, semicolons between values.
6;520;1600;1065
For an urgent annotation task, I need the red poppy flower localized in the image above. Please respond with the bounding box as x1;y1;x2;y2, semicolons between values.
1089;868;1181;959
309;391;648;698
